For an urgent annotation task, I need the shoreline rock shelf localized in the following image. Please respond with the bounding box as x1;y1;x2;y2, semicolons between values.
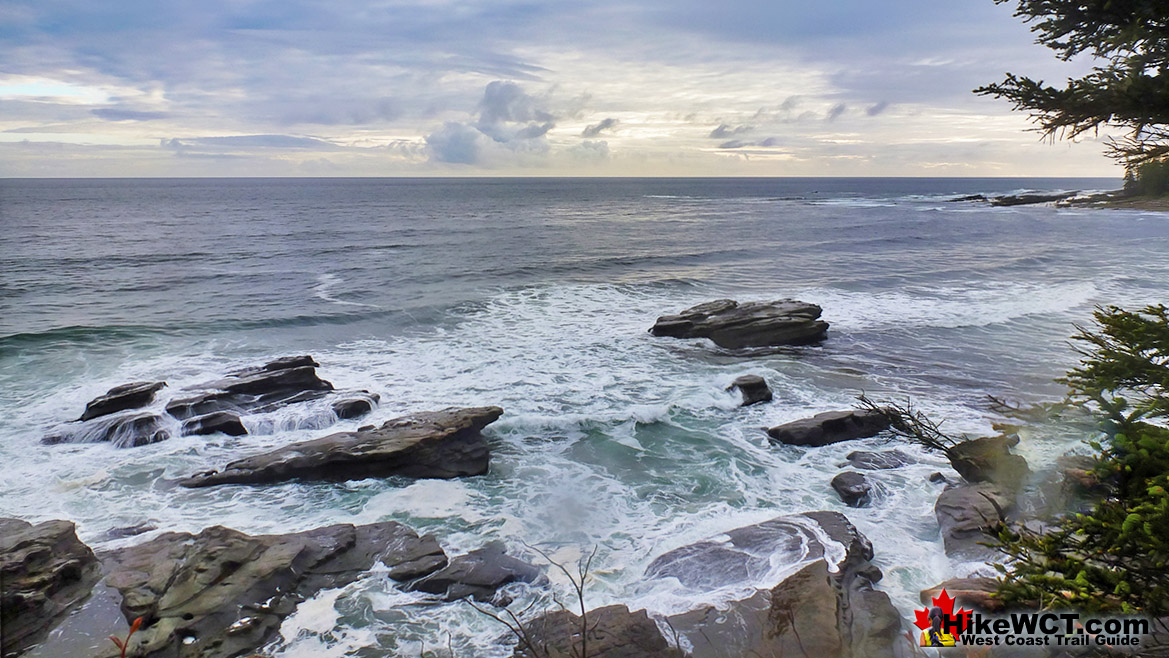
179;406;504;488
650;299;829;348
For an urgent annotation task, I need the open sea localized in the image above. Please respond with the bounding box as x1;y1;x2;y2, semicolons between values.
2;177;1165;656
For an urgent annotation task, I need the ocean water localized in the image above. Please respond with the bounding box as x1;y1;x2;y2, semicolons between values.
1;177;1164;656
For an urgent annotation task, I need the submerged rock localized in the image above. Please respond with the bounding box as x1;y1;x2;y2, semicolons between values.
79;381;166;422
515;605;686;658
180;411;246;437
0;519;101;658
650;299;828;349
331;391;380;420
726;374;773;406
767;408;890;447
846;449;915;470
934;482;1014;558
645;511;902;658
832;471;873;507
42;411;171;448
165;356;334;421
179;406;503;488
408;541;541;603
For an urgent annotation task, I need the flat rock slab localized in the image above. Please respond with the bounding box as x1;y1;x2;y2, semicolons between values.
767;408;890;447
179;406;504;488
79;381;166;422
935;482;1015;558
0;519;102;658
990;191;1077;206
408;541;541;602
515;605;685;658
846;449;915;470
650;299;828;349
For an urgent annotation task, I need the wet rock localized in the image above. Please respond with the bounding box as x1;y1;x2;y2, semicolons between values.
1056;454;1102;493
650;299;828;349
0;518;101;658
42;411;171;448
846;449;915;470
96;521;446;658
515;605;685;658
767;408;890;447
920;577;1003;613
947;194;988;202
726;374;773;406
179;406;503;488
935;483;1014;558
832;471;872;507
948;435;1029;491
331;391;380;420
645;511;901;658
79;381;167;422
180;411;246;437
97;523;158;542
408;541;541;603
165;356;333;421
929;472;955;485
990;191;1077;207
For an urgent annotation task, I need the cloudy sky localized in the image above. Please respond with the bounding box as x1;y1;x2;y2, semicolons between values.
0;1;1122;177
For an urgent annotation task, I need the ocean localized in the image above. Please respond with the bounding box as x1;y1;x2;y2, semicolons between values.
1;176;1163;656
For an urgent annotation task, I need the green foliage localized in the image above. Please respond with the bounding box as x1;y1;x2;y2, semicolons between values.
995;305;1169;614
975;1;1169;167
1125;159;1169;197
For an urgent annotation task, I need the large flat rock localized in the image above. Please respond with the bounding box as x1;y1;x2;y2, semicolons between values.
179;406;503;488
767;408;890;447
650;299;828;349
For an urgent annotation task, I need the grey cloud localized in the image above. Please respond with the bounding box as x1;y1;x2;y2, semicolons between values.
582;117;619;137
866;101;889;116
162;134;336;150
424;122;483;165
718;137;783;149
709;123;752;138
425;81;557;166
826;103;847;121
91;108;169;121
569;139;609;161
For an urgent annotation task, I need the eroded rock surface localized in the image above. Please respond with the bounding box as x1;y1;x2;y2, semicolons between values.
832;471;873;507
726;374;773;406
79;381;166;422
408;541;541;602
947;434;1029;491
650;299;828;349
935;483;1015;558
846;449;915;470
515;605;686;658
767;409;890;447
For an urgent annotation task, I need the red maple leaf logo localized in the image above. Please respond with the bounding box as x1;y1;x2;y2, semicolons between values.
914;588;971;634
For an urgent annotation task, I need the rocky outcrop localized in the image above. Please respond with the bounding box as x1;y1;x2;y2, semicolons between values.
164;356;334;420
408;542;541;603
0;519;101;658
331;391;380;420
947;434;1029;491
179;406;503;488
645;511;902;658
846;449;914;470
88;521;446;658
832;471;873;507
79;381;166;422
935;483;1014;558
990;191;1077;207
42;411;171;448
767;409;890;447
650;299;828;349
920;578;1003;613
180;411;246;437
515;605;686;658
726;374;773;406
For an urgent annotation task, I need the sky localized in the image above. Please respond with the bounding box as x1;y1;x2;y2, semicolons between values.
0;0;1124;177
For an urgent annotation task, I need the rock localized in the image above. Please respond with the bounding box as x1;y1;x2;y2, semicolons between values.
165;356;333;421
935;483;1014;558
331;391;380;420
78;381;167;422
97;523;158;542
725;375;773;406
408;541;541;602
831;471;873;507
42;411;171;448
947;435;1029;490
846;449;915;470
96;521;446;658
767;409;890;447
947;194;987;202
920;577;1004;613
646;511;901;658
515;605;685;658
990;191;1077;207
180;411;247;437
179;406;503;488
0;519;101;658
929;472;954;485
1056;454;1102;493
650;299;828;349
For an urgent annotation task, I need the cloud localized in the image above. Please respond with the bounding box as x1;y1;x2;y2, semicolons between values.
162;134;337;150
866;101;889;116
709;123;752;138
91;108;169;121
826;103;847;121
581;117;619;137
424;81;556;166
569;139;609;161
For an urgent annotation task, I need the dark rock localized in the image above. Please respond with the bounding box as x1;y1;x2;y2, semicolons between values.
935;483;1014;558
929;472;953;485
515;605;685;658
165;356;334;421
181;411;247;437
179;406;503;488
97;521;446;658
1056;454;1102;494
650;299;828;349
767;408;890;447
331;391;380;420
97;523;158;542
726;375;772;406
408;541;541;602
646;511;901;658
990;191;1077;207
948;435;1029;490
42;411;171;448
920;577;1003;613
947;194;988;202
0;518;101;658
832;471;872;507
846;449;915;470
79;381;167;422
